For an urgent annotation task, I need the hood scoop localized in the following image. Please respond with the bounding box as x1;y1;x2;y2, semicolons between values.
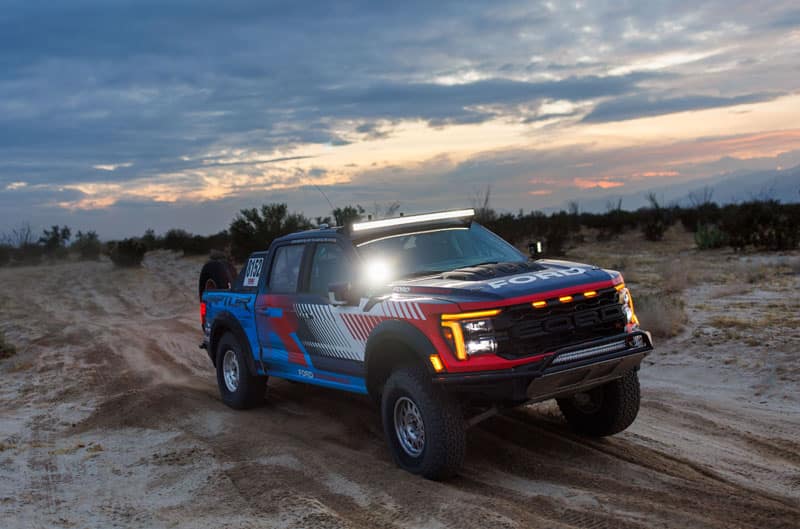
441;261;546;281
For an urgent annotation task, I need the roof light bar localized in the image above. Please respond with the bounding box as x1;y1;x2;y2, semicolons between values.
351;209;475;232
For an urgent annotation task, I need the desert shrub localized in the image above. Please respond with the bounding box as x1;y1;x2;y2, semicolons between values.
734;261;770;284
229;203;312;261
0;331;16;359
186;231;230;256
486;212;522;244
140;229;161;251
107;238;147;267
71;230;102;260
634;292;687;339
679;188;720;232
162;229;193;252
655;259;692;294
157;228;230;256
39;225;71;259
585;199;637;241
694;223;727;250
544;216;571;257
640;194;673;242
0;245;11;266
1;223;43;265
14;244;44;265
719;200;800;252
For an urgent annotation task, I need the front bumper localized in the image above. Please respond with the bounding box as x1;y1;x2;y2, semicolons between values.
432;330;653;402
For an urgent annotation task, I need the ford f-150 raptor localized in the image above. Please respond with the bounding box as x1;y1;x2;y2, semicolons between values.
199;208;653;479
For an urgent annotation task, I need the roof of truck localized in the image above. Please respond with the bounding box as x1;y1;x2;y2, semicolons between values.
271;209;477;247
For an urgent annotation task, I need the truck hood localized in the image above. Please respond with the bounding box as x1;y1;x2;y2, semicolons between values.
388;259;621;304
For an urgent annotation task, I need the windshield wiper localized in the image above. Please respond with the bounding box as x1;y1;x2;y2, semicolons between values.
464;260;499;267
401;269;447;278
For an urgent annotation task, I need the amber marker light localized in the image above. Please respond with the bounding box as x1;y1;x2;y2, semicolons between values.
532;300;547;308
559;295;573;303
583;291;597;298
440;321;467;360
428;354;445;372
615;283;626;291
440;309;502;321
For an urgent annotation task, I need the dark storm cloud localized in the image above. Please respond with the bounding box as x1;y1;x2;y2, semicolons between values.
582;92;783;123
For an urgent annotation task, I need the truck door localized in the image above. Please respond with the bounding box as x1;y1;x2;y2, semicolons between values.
207;254;265;371
255;243;309;371
293;241;364;377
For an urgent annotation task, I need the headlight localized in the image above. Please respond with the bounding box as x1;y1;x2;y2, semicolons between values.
440;310;501;360
617;286;639;325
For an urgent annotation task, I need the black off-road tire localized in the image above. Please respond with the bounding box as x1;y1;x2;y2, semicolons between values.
381;367;465;480
199;259;236;300
215;332;267;410
557;370;640;437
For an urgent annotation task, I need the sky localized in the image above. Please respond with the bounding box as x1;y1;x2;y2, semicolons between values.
1;0;799;239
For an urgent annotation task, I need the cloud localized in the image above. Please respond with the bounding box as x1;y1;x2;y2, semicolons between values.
582;92;782;123
1;0;800;235
573;178;625;190
93;162;133;171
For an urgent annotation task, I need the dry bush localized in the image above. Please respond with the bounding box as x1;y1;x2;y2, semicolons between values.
707;315;757;330
655;258;693;294
635;292;688;339
0;331;16;360
734;261;770;284
709;283;749;299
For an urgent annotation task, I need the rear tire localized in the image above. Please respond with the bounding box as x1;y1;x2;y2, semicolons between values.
215;332;267;410
381;367;465;480
557;370;640;437
199;259;236;300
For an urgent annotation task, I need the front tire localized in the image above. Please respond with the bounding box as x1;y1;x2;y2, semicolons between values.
215;332;266;409
557;370;641;437
381;367;465;480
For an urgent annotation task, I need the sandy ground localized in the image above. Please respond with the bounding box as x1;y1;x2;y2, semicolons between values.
1;234;799;529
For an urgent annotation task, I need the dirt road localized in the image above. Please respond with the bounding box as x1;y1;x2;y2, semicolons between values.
1;246;798;528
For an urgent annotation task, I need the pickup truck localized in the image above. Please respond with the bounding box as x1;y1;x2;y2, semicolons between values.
199;209;653;479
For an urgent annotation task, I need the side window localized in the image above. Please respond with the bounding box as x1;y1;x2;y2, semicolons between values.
308;243;350;297
268;245;305;293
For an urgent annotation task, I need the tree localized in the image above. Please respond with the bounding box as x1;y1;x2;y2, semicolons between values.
471;185;496;224
141;228;160;251
72;231;102;260
229;203;312;261
1;223;42;264
332;205;365;227
369;201;401;220
108;238;147;267
641;193;672;242
39;225;71;258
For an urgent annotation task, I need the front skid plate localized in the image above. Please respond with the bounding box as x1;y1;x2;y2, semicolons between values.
526;352;645;403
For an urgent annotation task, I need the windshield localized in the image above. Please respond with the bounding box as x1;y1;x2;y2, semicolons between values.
356;223;525;280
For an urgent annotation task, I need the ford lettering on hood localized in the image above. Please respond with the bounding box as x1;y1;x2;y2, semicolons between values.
389;259;621;303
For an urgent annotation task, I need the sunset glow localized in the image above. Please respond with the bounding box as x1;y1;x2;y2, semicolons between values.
1;1;799;237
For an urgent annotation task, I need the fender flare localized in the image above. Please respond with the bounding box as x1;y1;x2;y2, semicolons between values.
364;320;438;396
209;311;260;376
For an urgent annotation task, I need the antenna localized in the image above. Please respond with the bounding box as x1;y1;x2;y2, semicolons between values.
312;183;335;211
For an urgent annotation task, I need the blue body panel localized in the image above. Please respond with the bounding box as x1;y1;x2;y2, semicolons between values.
204;289;368;395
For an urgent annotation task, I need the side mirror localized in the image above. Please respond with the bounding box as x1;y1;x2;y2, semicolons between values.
328;282;362;306
529;240;544;258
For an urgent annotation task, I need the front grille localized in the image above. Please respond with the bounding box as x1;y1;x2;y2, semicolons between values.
494;288;626;360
